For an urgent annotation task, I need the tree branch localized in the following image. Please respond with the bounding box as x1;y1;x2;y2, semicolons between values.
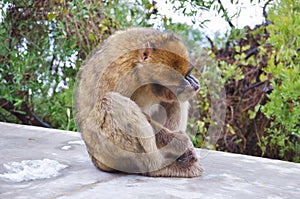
263;0;273;22
0;98;51;128
217;0;235;29
206;35;216;53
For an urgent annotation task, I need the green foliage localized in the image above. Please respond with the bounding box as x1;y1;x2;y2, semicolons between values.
105;0;158;28
191;0;300;162
0;1;116;130
260;0;300;162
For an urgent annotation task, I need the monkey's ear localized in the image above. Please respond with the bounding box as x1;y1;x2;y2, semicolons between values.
140;42;154;61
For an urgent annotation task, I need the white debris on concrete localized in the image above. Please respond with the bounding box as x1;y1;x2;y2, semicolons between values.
67;140;85;145
0;159;68;182
61;145;72;150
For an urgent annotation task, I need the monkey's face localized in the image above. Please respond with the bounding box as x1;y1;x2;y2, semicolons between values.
132;61;199;103
138;44;200;103
115;36;199;103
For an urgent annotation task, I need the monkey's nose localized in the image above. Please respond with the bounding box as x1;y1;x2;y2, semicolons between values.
184;75;200;91
192;82;200;91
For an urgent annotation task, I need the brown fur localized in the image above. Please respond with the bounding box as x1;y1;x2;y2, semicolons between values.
76;28;203;177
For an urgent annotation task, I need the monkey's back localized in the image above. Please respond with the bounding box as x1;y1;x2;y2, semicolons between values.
75;28;187;130
76;28;158;129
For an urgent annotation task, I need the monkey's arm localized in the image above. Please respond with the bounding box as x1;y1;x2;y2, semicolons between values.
145;115;190;146
144;111;194;164
144;103;197;165
144;112;202;177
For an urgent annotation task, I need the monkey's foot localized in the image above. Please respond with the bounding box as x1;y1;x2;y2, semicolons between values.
145;161;203;178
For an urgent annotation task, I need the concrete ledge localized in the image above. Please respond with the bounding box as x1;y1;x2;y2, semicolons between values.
0;122;299;199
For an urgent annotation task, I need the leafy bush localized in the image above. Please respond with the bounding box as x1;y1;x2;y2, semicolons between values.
188;0;299;162
0;1;117;130
260;0;300;162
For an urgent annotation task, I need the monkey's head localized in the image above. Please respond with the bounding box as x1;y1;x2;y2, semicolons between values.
132;33;200;103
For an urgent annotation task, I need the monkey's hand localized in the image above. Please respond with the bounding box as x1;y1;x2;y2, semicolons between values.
146;115;198;164
176;148;198;164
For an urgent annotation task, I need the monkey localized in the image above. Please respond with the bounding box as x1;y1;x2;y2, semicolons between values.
76;28;203;177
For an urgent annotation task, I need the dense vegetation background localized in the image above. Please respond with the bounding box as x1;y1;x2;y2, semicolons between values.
0;0;299;162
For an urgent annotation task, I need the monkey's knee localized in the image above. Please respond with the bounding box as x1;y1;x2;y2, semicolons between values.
84;91;163;173
100;91;156;141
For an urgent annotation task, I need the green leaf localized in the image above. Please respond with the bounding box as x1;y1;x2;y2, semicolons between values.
47;12;56;21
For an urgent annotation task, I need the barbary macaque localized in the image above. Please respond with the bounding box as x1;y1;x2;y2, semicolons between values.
76;28;203;177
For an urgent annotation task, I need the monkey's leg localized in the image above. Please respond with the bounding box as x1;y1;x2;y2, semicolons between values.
144;118;202;177
144;103;203;177
161;101;200;163
82;92;191;174
148;102;198;163
145;113;194;159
